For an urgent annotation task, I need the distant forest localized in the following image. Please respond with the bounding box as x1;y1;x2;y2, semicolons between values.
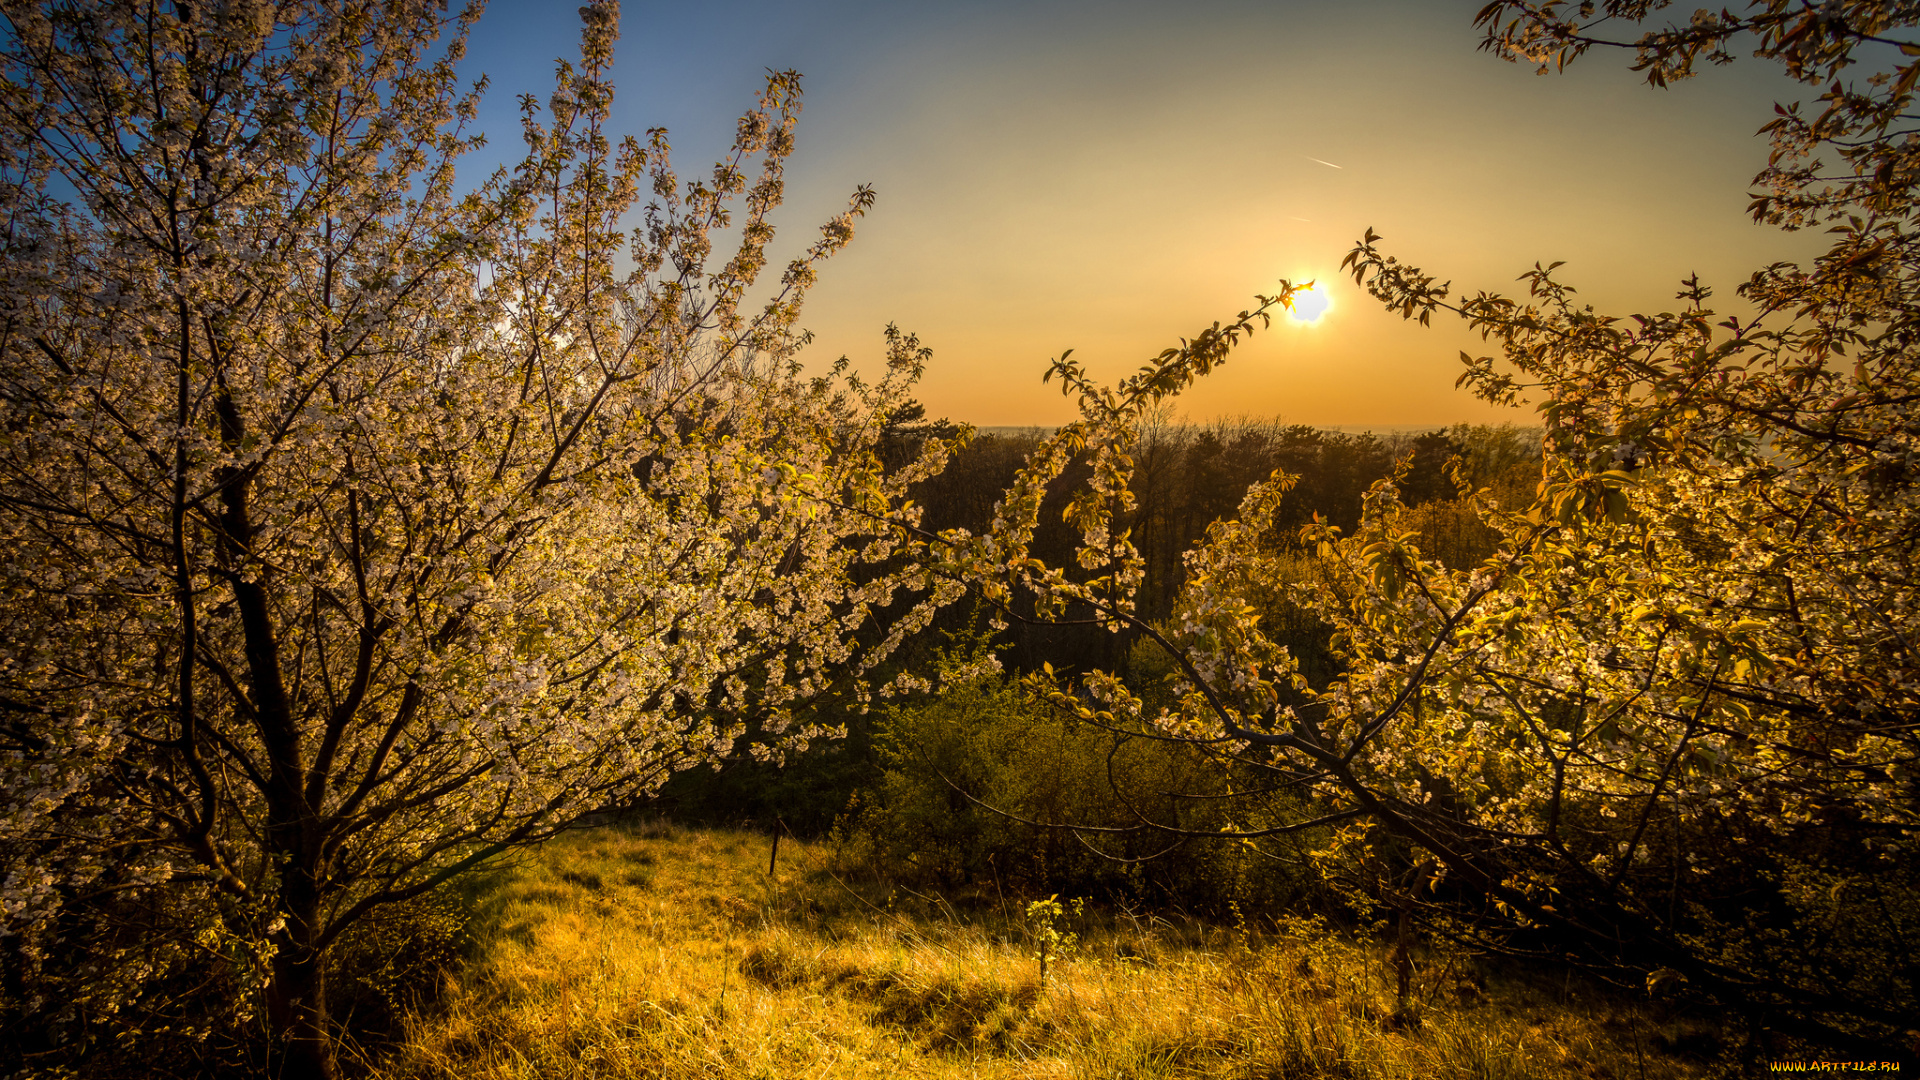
891;411;1543;671
667;415;1545;829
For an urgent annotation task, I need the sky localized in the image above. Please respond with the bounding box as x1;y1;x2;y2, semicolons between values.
457;0;1824;428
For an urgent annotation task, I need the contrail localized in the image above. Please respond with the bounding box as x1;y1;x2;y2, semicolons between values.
1306;156;1343;169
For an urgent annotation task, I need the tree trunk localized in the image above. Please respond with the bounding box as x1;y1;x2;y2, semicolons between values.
264;885;336;1080
220;445;338;1078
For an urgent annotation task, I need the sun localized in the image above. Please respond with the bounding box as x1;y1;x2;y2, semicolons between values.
1286;282;1331;325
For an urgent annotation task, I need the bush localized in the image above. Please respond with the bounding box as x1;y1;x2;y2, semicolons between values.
0;876;474;1079
843;643;1329;915
0;876;272;1079
327;886;473;1055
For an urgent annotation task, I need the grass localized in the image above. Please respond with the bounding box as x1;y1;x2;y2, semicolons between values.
363;821;1726;1079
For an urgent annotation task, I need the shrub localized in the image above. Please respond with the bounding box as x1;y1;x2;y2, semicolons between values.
846;643;1328;914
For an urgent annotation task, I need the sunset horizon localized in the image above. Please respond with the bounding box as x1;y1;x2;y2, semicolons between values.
457;0;1822;428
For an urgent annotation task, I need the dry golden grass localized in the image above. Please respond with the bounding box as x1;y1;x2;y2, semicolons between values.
364;822;1721;1080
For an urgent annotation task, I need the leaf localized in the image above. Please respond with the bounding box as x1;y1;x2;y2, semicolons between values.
1645;968;1687;996
1603;487;1630;523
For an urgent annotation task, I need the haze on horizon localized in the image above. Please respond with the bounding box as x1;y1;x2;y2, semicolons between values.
460;0;1821;428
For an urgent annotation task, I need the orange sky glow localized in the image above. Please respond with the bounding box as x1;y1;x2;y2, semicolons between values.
464;0;1823;428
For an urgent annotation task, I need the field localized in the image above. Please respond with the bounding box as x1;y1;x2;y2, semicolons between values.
362;820;1726;1080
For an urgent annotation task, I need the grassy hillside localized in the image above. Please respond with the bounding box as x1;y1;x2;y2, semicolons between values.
363;821;1726;1079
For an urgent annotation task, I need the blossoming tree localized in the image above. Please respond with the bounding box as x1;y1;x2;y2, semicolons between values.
0;1;958;1075
949;0;1919;1057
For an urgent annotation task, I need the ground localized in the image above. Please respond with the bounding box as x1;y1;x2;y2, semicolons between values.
363;820;1726;1080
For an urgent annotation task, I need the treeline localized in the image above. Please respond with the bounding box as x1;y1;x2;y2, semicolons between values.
899;414;1540;673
